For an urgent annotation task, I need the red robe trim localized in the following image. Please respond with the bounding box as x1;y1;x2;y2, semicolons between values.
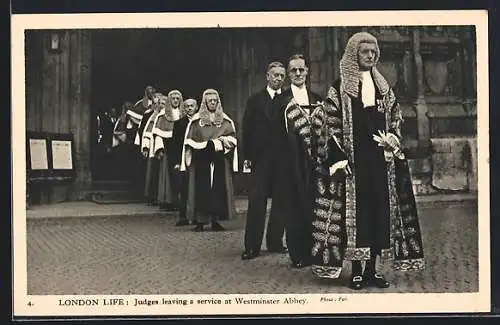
180;112;238;221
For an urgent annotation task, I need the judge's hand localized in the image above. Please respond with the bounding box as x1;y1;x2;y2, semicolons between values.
174;164;181;171
243;160;251;172
329;160;352;177
142;149;149;158
116;133;127;143
373;130;400;150
220;136;232;149
373;130;405;160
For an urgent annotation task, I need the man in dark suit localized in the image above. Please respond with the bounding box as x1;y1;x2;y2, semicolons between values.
241;62;287;260
172;98;199;226
272;54;324;268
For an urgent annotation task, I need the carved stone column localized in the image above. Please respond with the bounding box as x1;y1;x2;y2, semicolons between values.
411;29;430;153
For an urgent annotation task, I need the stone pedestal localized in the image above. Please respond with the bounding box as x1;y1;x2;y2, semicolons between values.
429;137;476;192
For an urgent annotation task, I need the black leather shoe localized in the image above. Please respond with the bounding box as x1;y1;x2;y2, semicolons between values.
364;273;390;288
348;275;365;290
268;246;288;254
241;250;259;260
193;224;204;232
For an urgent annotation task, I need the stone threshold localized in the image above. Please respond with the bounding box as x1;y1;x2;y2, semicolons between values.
25;193;477;221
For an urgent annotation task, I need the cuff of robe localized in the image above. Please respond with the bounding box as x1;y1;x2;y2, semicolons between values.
153;135;164;155
141;138;151;152
213;139;224;152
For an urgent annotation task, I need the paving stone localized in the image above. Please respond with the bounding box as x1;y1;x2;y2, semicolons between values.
26;203;478;295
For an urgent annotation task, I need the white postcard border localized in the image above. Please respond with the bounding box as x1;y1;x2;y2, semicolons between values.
11;10;490;317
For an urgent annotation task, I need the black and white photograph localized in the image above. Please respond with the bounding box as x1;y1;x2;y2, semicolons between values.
12;10;490;317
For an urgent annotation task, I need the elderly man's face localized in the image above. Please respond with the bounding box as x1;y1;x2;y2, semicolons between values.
288;58;308;87
266;66;286;90
159;97;167;108
184;100;198;116
357;42;377;71
145;86;156;99
123;102;132;111
205;94;219;112
170;93;182;108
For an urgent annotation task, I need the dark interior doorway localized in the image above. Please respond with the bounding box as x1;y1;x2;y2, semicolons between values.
90;28;225;181
89;27;305;183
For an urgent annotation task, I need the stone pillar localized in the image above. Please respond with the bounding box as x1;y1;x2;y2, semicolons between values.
411;29;430;153
307;27;327;96
35;30;91;202
69;30;92;200
460;26;477;117
330;28;341;84
460;26;478;192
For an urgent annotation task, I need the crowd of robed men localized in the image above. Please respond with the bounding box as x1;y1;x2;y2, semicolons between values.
107;32;426;290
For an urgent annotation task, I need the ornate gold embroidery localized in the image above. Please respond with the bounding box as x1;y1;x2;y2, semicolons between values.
329;182;336;195
327;86;341;109
327;235;342;245
287;108;300;119
295;116;308;129
409;238;421;254
330;212;342;221
333;200;342;210
323;249;330;264
315;198;330;208
401;241;409;257
312;220;325;230
312;265;342;279
336;182;344;197
332;246;342;261
312;242;322;256
313;232;327;242
345;247;371;260
314;208;330;220
317;179;326;195
392;258;425;271
298;126;310;136
328;223;341;233
327;116;342;126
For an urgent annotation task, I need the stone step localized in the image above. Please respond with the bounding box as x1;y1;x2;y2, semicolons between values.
90;190;144;204
91;181;135;191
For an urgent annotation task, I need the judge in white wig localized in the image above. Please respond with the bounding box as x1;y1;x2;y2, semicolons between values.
154;90;183;211
181;89;238;232
310;32;425;290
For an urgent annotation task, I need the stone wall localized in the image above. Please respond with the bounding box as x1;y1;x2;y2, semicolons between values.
305;26;477;195
26;30;92;203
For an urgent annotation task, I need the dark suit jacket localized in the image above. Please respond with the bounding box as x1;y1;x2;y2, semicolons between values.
242;88;281;162
171;116;190;166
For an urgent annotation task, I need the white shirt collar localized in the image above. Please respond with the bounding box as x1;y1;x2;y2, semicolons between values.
361;71;376;108
266;86;281;99
291;84;309;105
